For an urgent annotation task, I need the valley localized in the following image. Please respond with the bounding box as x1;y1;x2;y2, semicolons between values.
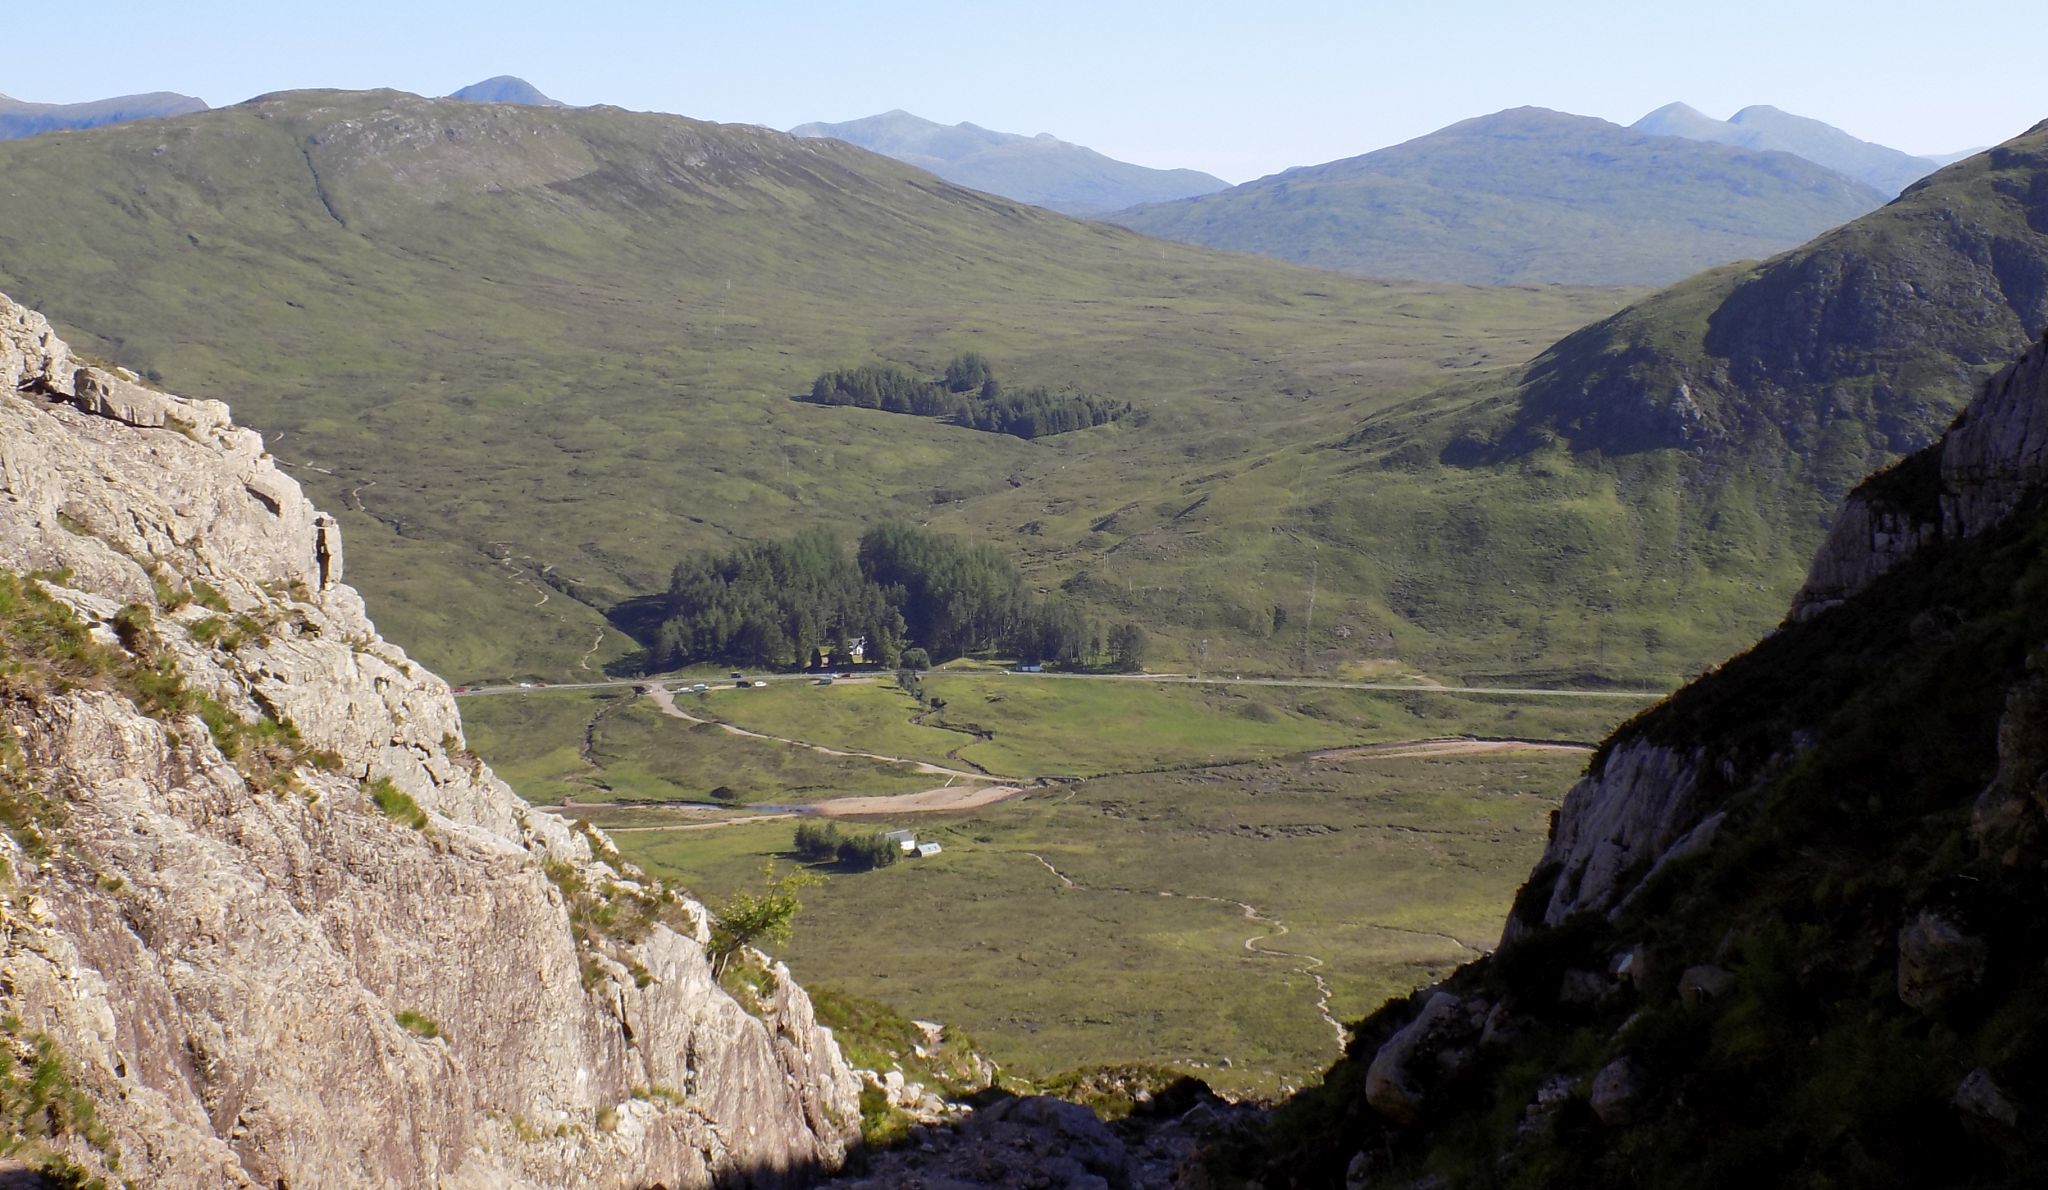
461;672;1644;1093
1;57;2044;1185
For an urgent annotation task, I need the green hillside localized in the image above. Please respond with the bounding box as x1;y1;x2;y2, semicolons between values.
0;89;1623;683
959;119;2048;689
1107;107;1887;287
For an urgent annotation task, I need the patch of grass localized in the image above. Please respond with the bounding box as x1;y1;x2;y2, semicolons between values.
367;778;428;830
812;985;990;1095
393;1010;441;1040
0;1015;120;1183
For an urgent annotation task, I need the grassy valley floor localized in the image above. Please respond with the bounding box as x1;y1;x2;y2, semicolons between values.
463;673;1646;1094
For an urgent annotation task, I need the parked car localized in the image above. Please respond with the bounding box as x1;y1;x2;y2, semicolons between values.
752;680;769;688
730;672;745;679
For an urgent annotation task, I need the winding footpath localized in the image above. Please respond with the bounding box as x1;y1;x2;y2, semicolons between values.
1016;851;1353;1054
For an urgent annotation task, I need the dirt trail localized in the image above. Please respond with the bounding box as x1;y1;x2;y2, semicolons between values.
646;685;993;782
1310;737;1592;763
812;784;1026;817
567;781;1029;832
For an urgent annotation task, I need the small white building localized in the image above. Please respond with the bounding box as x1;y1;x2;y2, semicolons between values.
881;829;917;853
915;842;943;858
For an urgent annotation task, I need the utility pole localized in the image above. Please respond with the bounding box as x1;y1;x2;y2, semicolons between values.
1198;637;1210;679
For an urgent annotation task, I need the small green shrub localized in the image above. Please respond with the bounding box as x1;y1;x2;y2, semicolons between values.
188;581;231;613
368;778;428;830
393;1011;441;1039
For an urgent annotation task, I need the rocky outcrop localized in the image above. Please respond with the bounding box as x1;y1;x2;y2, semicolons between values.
1787;483;1942;620
1792;329;2048;620
1971;671;2048;863
0;293;859;1186
1941;333;2048;536
1507;740;1711;934
1363;992;1491;1126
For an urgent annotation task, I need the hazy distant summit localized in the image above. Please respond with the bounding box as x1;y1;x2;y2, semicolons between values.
1633;102;1940;196
1109;106;1887;288
0;90;208;140
447;76;565;107
789;109;1227;216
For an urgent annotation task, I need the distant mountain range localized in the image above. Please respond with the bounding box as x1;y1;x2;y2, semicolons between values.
789;109;1228;217
1633;101;1940;196
0;90;208;140
1107;106;1888;288
447;76;564;107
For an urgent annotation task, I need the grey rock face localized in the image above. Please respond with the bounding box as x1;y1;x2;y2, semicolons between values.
1510;740;1709;934
0;292;859;1186
1789;490;1941;621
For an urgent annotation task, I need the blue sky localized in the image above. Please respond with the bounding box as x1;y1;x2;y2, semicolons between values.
10;0;2038;182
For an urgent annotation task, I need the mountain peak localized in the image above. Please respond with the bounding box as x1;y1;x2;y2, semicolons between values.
446;75;564;107
1112;105;1885;287
1638;101;1938;195
787;108;1225;216
0;90;209;140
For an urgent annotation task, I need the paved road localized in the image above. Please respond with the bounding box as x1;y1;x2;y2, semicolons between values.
451;670;1666;701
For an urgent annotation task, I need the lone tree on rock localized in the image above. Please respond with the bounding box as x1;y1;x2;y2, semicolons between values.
708;862;818;978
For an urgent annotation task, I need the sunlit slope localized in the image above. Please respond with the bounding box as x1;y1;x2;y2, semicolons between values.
972;122;2048;686
1108;107;1887;287
0;89;1624;680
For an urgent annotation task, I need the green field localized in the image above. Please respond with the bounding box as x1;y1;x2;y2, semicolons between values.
462;687;939;807
680;673;1643;778
459;672;1642;1094
614;747;1587;1097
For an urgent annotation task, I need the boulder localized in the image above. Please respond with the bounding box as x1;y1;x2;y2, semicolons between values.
1365;992;1491;1125
1955;1067;2020;1137
1558;967;1612;1006
1589;1058;1648;1126
1678;965;1735;1006
1611;944;1653;993
1897;910;1987;1011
